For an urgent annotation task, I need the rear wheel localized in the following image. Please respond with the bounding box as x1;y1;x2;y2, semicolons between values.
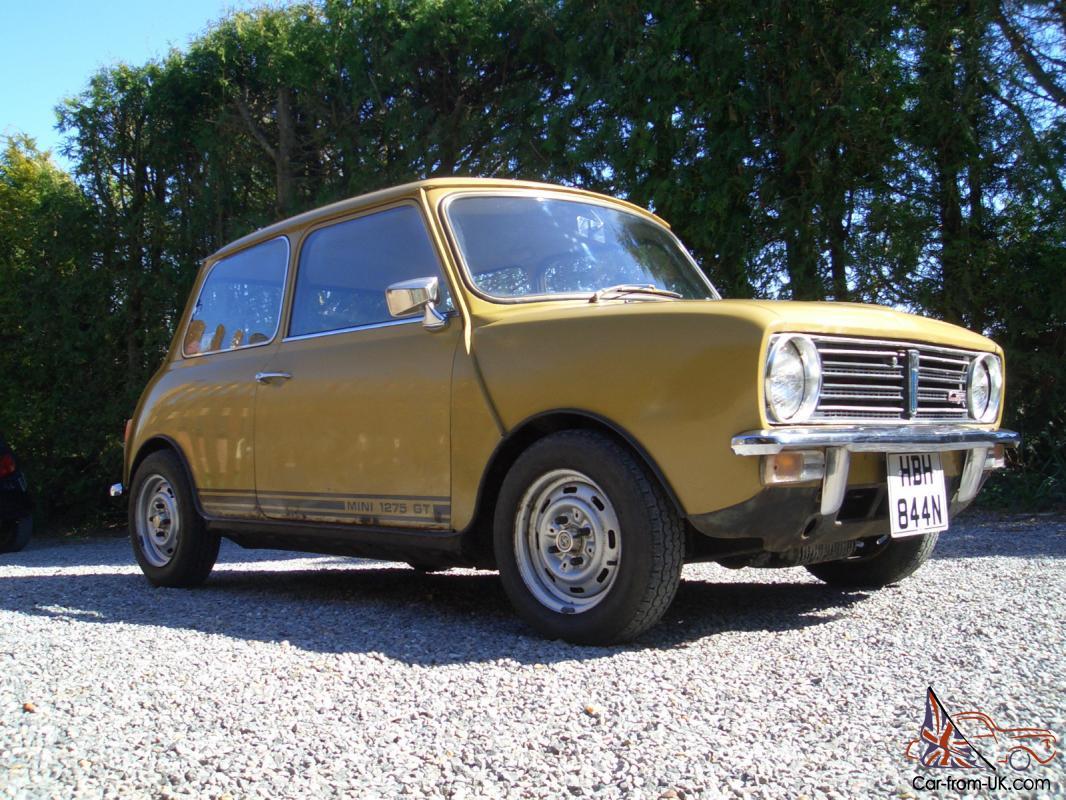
129;451;219;587
494;430;684;645
0;515;32;553
805;532;938;588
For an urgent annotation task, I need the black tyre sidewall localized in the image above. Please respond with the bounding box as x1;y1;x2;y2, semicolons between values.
0;515;32;553
806;532;938;588
129;451;219;587
494;432;673;645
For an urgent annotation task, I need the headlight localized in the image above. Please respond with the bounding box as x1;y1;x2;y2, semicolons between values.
765;335;821;423
967;353;1002;422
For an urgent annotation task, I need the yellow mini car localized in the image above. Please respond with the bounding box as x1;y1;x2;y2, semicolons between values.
113;178;1018;644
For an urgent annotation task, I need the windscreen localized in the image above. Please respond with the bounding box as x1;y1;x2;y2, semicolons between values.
446;195;716;300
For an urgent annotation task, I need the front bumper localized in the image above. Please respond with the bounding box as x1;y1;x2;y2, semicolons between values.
686;425;1019;555
731;425;1021;456
731;425;1020;516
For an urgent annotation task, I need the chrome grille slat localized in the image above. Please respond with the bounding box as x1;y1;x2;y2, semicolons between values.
919;374;967;386
818;364;903;375
822;369;902;379
920;355;970;367
808;335;979;424
818;348;903;357
818;404;906;412
822;383;905;392
820;391;903;399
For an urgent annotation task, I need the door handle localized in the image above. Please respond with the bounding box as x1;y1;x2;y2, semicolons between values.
255;372;292;384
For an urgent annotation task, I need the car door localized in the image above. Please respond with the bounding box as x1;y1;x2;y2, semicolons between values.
253;203;460;528
166;236;289;518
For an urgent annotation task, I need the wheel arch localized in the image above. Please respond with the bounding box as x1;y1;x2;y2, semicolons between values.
463;409;684;566
128;436;206;517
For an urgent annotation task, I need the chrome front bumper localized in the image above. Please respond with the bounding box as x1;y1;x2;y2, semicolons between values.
731;426;1020;516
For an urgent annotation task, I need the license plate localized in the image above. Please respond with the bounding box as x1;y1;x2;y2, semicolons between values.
886;453;949;537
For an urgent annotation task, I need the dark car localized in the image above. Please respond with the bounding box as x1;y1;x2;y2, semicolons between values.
0;437;33;553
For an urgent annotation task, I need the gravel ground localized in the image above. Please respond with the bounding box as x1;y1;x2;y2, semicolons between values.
0;512;1063;799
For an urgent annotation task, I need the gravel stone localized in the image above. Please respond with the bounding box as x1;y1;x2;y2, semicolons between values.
0;512;1062;798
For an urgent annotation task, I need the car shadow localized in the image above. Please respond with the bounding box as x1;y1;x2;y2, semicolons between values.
4;512;1059;664
0;535;337;569
0;554;869;664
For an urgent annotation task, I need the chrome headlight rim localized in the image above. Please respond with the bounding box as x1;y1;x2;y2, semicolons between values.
765;334;822;424
967;353;1003;423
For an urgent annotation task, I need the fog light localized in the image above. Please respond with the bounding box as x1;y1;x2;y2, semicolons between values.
984;445;1006;471
761;450;825;484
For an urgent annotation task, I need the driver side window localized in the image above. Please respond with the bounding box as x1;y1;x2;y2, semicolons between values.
289;205;453;338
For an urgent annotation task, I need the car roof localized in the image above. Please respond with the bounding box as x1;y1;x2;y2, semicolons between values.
208;177;667;262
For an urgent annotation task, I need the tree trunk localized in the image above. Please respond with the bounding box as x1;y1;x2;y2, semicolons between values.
826;148;850;302
828;205;850;302
275;86;296;216
785;192;824;300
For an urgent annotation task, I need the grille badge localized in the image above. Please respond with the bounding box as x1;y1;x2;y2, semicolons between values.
906;349;920;418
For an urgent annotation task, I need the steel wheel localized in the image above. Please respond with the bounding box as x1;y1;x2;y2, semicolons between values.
513;469;622;614
135;475;181;567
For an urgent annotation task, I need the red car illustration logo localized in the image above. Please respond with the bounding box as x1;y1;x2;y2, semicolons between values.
905;690;1058;771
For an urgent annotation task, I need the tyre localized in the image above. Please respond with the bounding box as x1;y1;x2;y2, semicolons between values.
494;430;684;645
805;532;938;588
129;450;219;587
0;515;33;553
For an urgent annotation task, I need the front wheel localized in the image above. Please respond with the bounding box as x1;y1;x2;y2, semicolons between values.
129;450;219;587
805;532;938;588
494;431;684;645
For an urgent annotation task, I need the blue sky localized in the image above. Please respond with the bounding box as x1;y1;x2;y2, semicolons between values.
0;0;270;167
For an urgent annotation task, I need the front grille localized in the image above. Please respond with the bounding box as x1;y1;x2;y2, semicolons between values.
811;336;976;423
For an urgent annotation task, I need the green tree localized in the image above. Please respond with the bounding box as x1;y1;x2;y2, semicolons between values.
2;0;1062;523
0;136;121;521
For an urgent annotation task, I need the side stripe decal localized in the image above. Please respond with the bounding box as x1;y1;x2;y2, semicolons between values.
199;489;451;525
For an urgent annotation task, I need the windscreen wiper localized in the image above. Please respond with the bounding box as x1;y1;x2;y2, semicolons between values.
589;284;683;303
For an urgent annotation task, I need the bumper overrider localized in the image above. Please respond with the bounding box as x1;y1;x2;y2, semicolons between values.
689;425;1020;554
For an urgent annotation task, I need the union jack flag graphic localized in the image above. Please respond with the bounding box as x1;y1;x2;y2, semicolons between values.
918;687;994;770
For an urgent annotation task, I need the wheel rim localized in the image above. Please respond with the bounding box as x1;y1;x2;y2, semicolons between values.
513;469;622;614
135;475;180;567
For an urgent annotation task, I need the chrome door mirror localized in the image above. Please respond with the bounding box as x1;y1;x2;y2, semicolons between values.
385;276;448;331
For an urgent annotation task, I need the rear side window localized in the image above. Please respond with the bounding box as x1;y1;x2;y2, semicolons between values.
289;205;452;338
183;237;288;357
